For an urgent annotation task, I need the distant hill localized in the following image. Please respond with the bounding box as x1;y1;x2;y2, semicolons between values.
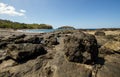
58;26;75;30
0;19;53;29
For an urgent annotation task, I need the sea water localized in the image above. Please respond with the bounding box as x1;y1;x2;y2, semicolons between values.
17;29;56;33
17;28;96;33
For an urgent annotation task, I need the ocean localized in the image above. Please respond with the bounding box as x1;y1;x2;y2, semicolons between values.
17;28;97;33
17;29;56;33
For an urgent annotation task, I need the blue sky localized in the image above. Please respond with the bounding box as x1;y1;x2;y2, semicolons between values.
0;0;120;28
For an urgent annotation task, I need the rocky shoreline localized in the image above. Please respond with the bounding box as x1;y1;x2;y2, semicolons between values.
0;29;120;77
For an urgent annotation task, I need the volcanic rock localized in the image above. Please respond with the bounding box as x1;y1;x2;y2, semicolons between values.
64;32;98;64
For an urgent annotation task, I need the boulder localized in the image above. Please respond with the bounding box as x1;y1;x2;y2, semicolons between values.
2;34;26;42
95;31;105;36
0;71;11;77
64;32;98;64
10;34;26;40
0;41;8;48
23;35;42;44
43;33;59;46
6;43;47;63
14;35;43;44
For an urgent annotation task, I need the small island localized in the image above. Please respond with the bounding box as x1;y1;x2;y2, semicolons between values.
58;26;75;30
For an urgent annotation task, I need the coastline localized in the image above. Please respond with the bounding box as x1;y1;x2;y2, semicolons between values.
0;28;120;36
0;29;41;37
16;29;55;33
0;28;120;77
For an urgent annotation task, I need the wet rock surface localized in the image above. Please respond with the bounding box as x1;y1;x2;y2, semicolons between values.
0;29;120;77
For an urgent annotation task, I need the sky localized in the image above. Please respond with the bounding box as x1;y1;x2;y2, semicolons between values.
0;0;120;29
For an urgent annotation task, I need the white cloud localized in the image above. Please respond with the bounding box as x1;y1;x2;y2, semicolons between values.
0;3;26;16
20;9;26;13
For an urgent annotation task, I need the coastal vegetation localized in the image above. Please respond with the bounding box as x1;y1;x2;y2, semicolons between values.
0;19;53;29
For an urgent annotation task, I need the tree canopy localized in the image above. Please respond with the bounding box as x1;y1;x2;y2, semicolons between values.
0;19;53;29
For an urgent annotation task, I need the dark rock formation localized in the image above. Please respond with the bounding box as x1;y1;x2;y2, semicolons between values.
64;32;98;64
0;41;8;49
42;33;59;46
23;35;42;44
0;44;47;64
2;34;26;42
0;71;11;77
95;31;105;36
0;29;120;77
0;34;26;48
9;34;26;41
